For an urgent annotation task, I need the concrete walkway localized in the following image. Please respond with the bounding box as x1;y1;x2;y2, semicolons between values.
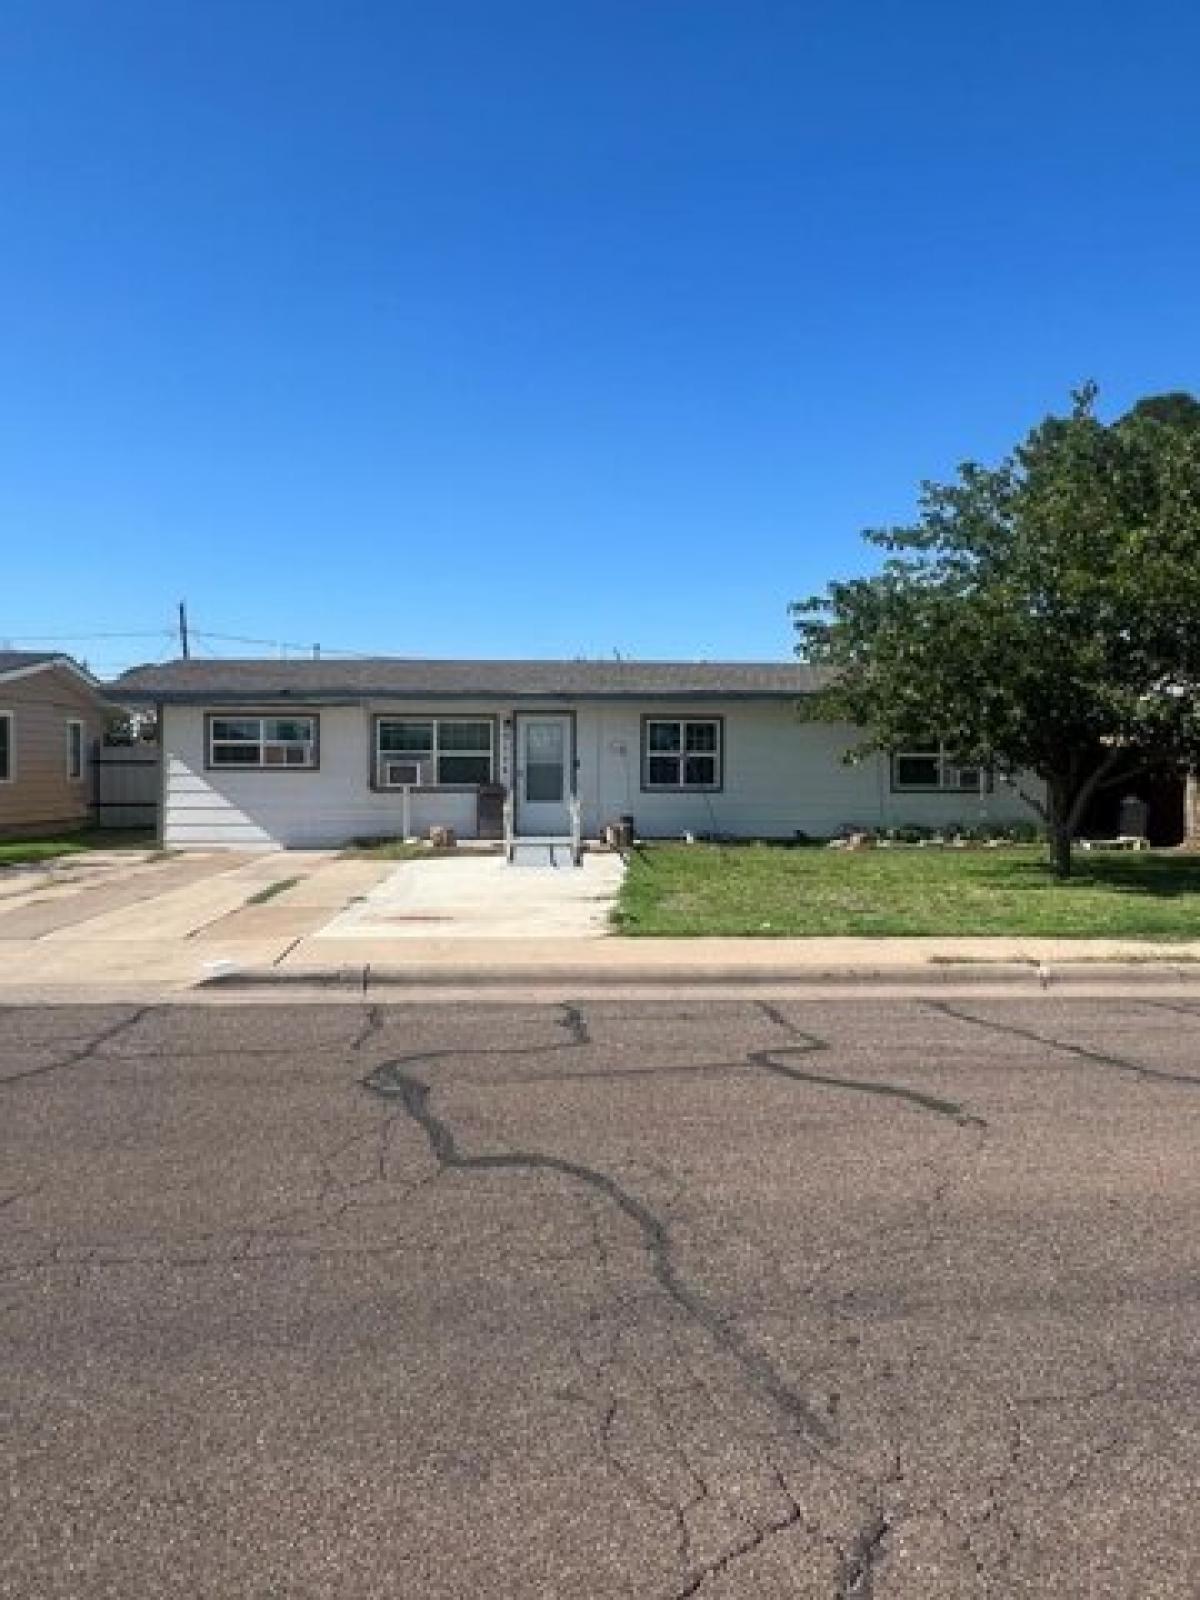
319;850;625;940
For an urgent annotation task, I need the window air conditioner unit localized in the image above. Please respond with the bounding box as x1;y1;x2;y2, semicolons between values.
385;759;428;787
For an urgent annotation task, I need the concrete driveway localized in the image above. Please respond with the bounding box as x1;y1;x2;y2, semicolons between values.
5;996;1200;1597
0;848;626;991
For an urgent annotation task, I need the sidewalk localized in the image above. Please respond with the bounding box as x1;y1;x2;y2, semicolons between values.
5;847;1200;1002
5;929;1200;1003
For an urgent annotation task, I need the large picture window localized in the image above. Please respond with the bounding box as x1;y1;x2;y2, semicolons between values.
376;718;494;787
208;714;318;769
891;743;984;793
642;718;723;791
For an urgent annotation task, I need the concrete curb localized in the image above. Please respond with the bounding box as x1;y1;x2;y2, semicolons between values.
197;960;1200;993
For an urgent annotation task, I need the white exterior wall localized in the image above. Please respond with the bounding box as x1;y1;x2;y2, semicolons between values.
161;699;1042;849
161;702;493;849
573;701;1041;839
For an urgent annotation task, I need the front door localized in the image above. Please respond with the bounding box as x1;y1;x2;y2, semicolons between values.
515;714;573;835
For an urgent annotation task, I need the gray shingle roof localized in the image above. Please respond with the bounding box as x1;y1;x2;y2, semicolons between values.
0;650;70;676
0;650;105;688
107;657;832;703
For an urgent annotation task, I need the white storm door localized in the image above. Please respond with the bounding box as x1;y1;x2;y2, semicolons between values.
515;714;572;835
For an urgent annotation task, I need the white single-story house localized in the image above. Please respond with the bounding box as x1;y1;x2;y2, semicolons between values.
108;657;1043;851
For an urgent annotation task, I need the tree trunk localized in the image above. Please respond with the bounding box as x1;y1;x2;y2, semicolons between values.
1051;822;1073;880
1045;749;1126;879
1047;778;1074;880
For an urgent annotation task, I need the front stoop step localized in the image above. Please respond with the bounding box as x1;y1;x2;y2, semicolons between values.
506;838;581;869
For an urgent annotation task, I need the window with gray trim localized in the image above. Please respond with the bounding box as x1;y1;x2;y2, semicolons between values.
0;712;11;782
643;718;722;790
66;719;84;781
376;718;493;786
208;715;318;768
891;743;983;792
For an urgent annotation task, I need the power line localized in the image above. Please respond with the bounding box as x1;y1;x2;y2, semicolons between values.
190;629;373;658
4;623;382;662
2;631;175;642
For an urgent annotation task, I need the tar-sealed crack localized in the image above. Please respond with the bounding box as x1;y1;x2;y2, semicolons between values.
350;1001;385;1054
354;999;1008;1594
362;1042;836;1445
7;999;1021;1594
755;1002;988;1127
0;1006;150;1088
1139;997;1200;1023
926;1000;1200;1089
557;1003;591;1046
841;1509;892;1597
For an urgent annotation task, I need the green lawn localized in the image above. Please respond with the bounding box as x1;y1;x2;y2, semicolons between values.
0;829;157;868
613;842;1200;938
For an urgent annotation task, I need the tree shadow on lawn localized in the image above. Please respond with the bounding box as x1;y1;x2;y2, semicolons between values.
1008;852;1200;900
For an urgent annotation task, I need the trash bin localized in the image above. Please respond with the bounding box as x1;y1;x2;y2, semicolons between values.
1118;794;1149;838
603;815;636;849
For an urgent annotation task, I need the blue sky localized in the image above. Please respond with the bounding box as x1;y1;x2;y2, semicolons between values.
2;1;1198;675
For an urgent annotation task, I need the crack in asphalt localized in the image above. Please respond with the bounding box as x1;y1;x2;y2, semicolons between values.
350;1001;386;1054
752;1046;987;1127
499;1059;745;1085
350;999;999;1594
0;1007;150;1088
362;1048;837;1446
0;999;1036;1595
754;1002;988;1127
670;1495;810;1598
573;1203;727;1579
0;1184;43;1212
925;1000;1200;1088
841;1509;892;1598
558;1002;591;1046
1137;998;1200;1022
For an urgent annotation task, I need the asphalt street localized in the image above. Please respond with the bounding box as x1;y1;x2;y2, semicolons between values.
4;996;1200;1598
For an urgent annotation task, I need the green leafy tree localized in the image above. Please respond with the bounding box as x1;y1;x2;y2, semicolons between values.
1126;392;1200;433
793;386;1200;877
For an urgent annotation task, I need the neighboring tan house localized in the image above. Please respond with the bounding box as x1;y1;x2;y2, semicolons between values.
0;653;114;838
108;656;1043;850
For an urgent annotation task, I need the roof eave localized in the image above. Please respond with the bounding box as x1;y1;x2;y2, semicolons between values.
1;656;111;696
116;686;819;705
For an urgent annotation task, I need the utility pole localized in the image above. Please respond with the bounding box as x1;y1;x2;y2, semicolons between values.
178;601;190;659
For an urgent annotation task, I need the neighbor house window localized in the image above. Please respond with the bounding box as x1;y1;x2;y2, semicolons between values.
66;720;84;780
642;718;723;790
207;714;318;769
891;743;984;793
0;712;12;782
375;718;494;787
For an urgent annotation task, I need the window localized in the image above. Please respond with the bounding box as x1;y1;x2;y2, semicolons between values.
0;712;11;782
523;720;565;802
376;718;494;787
891;742;984;793
643;718;722;790
66;720;84;781
208;714;318;769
